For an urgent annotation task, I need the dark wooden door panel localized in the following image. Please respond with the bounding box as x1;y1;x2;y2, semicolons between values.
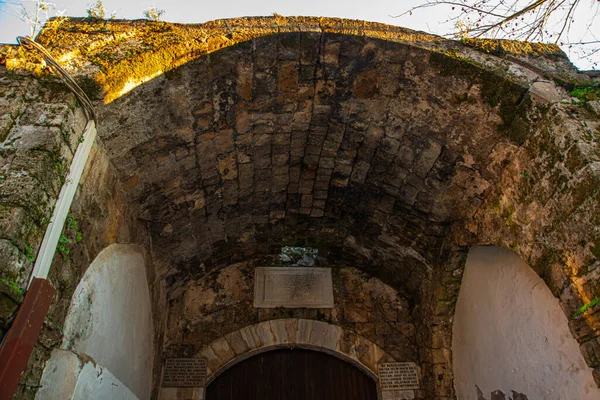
206;348;378;400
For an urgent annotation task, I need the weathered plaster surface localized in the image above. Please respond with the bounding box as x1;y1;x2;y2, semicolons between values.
453;246;600;399
62;244;153;399
36;349;137;400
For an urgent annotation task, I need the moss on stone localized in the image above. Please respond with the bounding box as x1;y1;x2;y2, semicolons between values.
4;16;574;109
429;50;532;145
460;37;564;58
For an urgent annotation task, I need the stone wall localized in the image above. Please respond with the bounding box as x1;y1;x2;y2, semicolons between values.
0;51;164;398
164;263;417;365
2;16;600;399
448;100;600;384
0;63;83;290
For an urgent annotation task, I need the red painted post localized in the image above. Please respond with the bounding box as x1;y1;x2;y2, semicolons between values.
0;278;54;399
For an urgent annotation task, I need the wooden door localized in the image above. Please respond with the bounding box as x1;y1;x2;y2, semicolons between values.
206;348;378;400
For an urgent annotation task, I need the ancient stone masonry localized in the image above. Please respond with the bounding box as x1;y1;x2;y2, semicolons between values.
164;264;416;362
1;15;599;399
0;64;82;288
0;63;82;395
0;47;162;398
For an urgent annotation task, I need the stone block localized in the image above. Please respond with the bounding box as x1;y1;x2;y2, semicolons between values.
297;319;313;344
351;161;371;184
0;115;13;142
569;313;600;342
0;292;19;322
200;345;222;373
9;125;62;153
345;307;369;323
432;363;453;396
238;325;261;349
308;320;329;348
255;320;276;347
269;319;289;344
560;283;585;317
284;319;299;344
398;185;420;206
322;323;343;351
225;330;249;356
580;337;600;367
431;348;450;364
359;343;385;372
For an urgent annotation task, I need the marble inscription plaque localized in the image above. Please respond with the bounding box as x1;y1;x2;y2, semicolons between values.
254;267;334;308
162;358;207;387
378;362;420;390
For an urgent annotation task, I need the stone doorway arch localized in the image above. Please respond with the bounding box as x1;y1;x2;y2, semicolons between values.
159;319;402;400
198;318;396;385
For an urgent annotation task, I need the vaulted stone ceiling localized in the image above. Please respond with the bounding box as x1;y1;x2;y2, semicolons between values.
26;17;594;306
94;31;530;300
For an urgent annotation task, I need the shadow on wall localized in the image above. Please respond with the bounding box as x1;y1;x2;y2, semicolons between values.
476;385;528;400
453;246;600;400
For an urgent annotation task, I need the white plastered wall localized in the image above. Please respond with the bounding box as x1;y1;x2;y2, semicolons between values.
60;244;153;399
452;246;600;399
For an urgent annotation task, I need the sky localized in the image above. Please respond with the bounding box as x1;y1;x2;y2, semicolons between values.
0;0;598;70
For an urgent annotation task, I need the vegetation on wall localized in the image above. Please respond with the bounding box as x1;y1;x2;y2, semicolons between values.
56;216;83;260
573;297;600;318
0;277;24;296
570;82;600;104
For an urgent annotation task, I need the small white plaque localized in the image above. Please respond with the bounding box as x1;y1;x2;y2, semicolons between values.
254;267;334;308
378;362;420;390
382;390;415;400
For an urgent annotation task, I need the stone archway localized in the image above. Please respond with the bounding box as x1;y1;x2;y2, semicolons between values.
3;15;600;400
198;319;395;384
159;319;398;400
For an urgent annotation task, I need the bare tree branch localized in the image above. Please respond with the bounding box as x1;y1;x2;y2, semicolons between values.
395;0;599;69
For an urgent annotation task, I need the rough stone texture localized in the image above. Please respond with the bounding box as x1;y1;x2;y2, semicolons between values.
164;263;416;364
0;67;82;289
8;137;163;400
1;16;599;399
0;66;163;398
195;318;392;386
